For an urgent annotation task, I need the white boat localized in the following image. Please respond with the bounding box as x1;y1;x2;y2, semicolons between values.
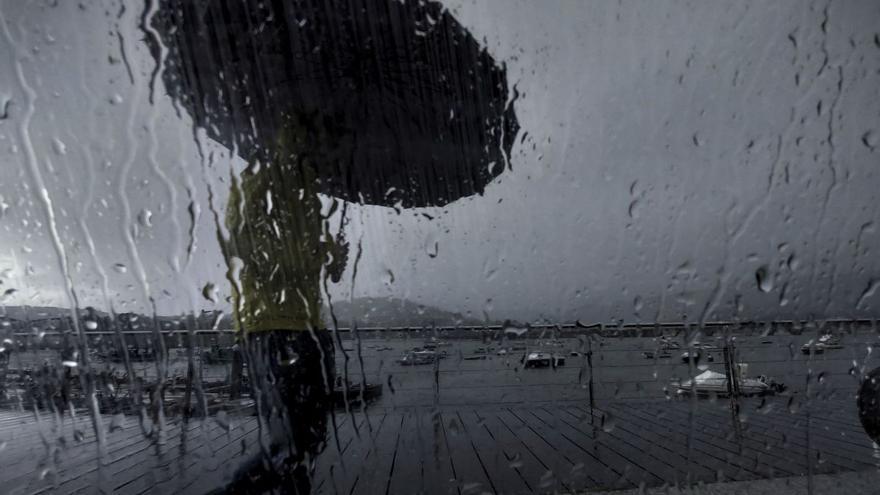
643;349;672;359
675;369;783;397
398;349;441;365
801;334;843;354
523;351;565;368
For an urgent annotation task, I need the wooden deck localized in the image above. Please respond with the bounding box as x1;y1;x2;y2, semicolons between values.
1;394;877;494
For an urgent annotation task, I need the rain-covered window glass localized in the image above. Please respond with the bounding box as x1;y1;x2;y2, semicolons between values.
1;0;880;493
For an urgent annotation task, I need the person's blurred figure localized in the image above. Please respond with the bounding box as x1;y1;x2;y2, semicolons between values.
222;124;347;493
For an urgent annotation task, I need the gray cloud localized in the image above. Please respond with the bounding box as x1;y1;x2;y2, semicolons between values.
1;0;879;325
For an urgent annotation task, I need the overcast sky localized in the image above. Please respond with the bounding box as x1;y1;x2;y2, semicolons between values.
1;0;879;325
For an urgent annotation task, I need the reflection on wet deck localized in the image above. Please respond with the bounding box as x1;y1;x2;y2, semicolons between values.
0;395;877;494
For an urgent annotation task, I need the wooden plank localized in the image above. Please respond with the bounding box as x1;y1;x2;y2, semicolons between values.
413;409;459;495
385;408;461;495
645;401;803;478
495;408;574;493
335;410;390;495
440;409;496;494
721;403;878;472
514;407;605;491
532;406;649;490
645;401;798;478
604;402;757;483
314;414;369;495
19;415;190;495
532;409;705;486
569;404;758;479
456;409;532;494
354;412;407;495
473;409;546;494
686;401;843;475
144;417;264;494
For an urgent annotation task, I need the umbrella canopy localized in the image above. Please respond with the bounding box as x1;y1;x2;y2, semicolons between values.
155;0;519;208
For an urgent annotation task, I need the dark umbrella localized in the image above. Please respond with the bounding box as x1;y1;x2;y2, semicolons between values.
150;4;520;488
154;0;519;208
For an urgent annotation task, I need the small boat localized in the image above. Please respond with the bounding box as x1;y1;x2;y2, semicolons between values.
397;349;440;365
643;337;680;359
801;334;843;355
658;337;681;350
680;350;714;364
463;354;488;360
643;349;672;359
675;369;785;397
523;351;565;369
423;340;451;348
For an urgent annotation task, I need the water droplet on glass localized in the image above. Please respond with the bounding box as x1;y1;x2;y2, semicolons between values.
51;137;66;155
84;320;98;330
757;399;775;415
601;411;616;432
756;266;773;292
425;237;439;258
113;263;127;273
215;411;231;431
138;209;152;228
508;452;523;469
0;288;16;302
539;470;555;488
109;413;125;432
447;417;461;435
503;322;528;337
633;296;643;313
0;96;10;120
202;282;218;303
862;130;877;151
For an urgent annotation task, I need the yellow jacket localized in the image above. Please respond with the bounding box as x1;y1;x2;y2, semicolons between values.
224;125;345;333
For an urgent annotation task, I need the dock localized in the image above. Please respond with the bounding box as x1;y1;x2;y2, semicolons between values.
2;331;879;493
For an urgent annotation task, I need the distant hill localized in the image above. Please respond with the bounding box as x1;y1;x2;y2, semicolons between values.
0;306;94;321
323;297;491;328
1;299;491;329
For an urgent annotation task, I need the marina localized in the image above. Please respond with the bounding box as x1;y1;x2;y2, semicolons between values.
2;328;879;493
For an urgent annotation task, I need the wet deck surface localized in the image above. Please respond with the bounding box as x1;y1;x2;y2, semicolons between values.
3;333;880;493
1;395;877;494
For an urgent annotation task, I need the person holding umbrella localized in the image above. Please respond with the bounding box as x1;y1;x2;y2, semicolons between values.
154;0;519;492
